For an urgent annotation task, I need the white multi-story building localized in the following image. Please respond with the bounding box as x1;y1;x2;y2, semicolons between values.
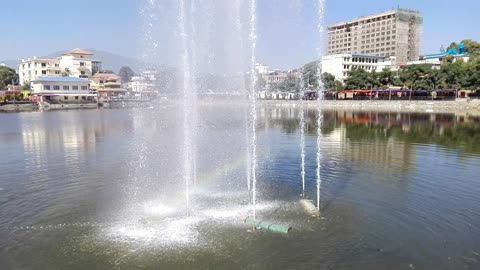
19;49;101;86
327;9;422;64
321;53;392;82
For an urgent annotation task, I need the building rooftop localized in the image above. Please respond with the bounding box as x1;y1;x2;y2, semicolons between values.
328;10;397;28
328;9;421;29
33;77;89;83
422;53;469;60
92;73;121;80
63;48;93;55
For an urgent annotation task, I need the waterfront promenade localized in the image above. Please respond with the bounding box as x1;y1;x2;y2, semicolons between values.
262;99;480;114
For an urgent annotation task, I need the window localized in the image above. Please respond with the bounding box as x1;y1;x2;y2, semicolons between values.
72;86;79;90
64;96;68;100
42;70;47;75
75;96;79;100
81;86;88;90
63;85;70;90
53;86;60;90
81;71;86;75
44;85;51;90
80;62;85;66
82;96;86;100
41;63;46;67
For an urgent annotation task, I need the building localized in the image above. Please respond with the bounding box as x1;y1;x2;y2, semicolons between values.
327;9;422;64
322;53;392;82
255;64;270;75
90;73;127;98
19;49;102;85
30;77;96;104
128;70;157;98
31;77;90;94
406;50;470;69
262;71;288;89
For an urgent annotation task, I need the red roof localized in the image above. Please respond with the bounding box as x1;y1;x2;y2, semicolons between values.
63;48;93;55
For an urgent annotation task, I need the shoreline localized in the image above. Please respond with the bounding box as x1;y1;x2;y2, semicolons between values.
2;99;480;115
260;99;480;114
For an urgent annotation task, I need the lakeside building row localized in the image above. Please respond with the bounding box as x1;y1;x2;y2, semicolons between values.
16;49;128;106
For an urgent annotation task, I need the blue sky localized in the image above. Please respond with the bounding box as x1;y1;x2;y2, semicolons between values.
1;0;478;70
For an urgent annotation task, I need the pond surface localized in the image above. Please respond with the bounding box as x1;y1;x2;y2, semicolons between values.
1;105;480;269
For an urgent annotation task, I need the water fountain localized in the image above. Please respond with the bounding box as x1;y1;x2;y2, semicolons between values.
121;0;328;240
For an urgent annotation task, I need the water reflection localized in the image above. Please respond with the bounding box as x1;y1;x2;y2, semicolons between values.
260;108;480;155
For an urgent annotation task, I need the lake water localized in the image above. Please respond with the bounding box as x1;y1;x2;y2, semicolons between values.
1;105;480;269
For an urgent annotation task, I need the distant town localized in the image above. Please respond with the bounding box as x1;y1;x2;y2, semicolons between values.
1;8;479;111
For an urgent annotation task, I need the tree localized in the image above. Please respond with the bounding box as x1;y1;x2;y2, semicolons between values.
320;72;344;91
118;66;136;83
321;72;335;90
278;73;301;93
302;61;320;88
0;66;18;90
256;75;266;91
462;56;480;89
439;59;466;89
461;39;480;56
344;67;370;90
377;68;395;88
62;68;71;77
22;82;31;91
447;42;459;52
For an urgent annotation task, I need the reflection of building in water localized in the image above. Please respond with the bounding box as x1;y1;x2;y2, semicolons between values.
319;115;416;174
343;133;415;173
19;113;105;170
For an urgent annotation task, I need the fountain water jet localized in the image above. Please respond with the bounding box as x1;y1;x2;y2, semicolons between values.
300;106;306;198
315;0;326;212
249;0;258;222
179;0;196;209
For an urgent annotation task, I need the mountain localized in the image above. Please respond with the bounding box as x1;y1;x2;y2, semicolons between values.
1;48;149;74
0;59;20;69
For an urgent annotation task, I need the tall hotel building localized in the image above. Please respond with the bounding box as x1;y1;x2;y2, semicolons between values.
327;9;422;64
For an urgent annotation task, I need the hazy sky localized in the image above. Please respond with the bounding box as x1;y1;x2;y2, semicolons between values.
1;0;478;70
